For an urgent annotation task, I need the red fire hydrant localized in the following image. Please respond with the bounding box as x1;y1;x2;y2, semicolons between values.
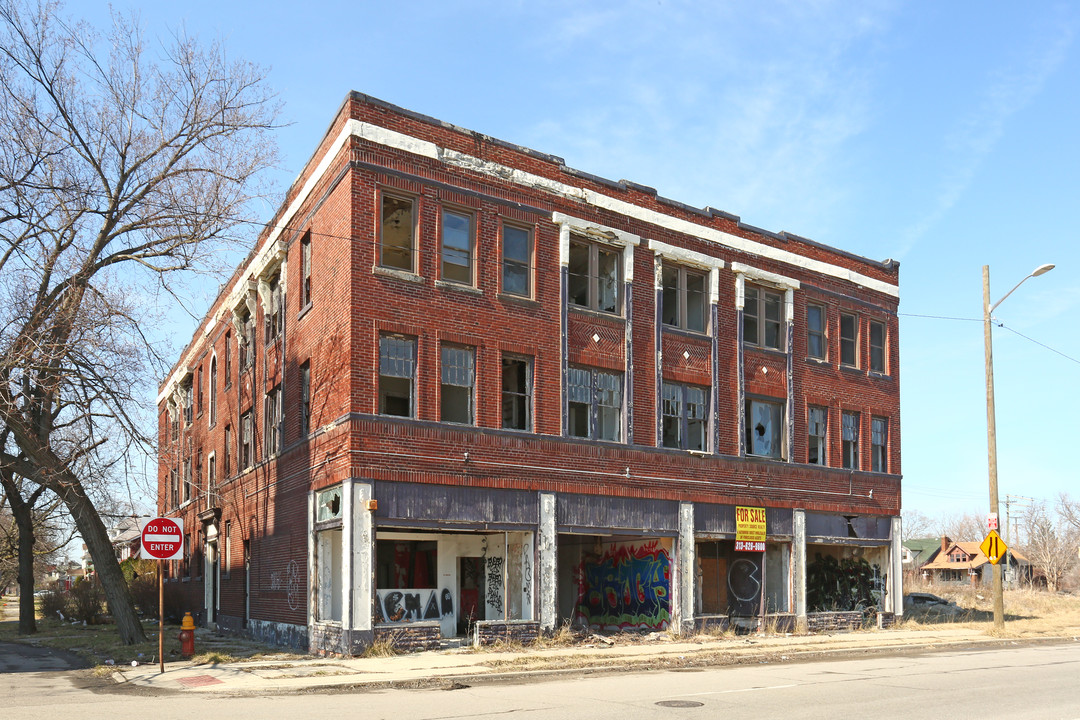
178;612;196;659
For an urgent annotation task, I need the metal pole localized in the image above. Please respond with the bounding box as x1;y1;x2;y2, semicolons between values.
158;559;165;674
982;265;1005;630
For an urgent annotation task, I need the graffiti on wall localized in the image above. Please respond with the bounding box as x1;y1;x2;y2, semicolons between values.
268;559;303;612
727;556;761;616
574;541;671;631
375;588;454;623
486;556;504;614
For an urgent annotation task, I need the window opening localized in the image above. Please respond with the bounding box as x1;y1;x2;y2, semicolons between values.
746;398;783;458
808;406;827;465
380;194;415;272
440;345;475;424
568;238;621;314
840;313;857;367
807;304;825;359
869;320;885;373
871;416;887;472
441;208;473;284
662;264;707;333
501;356;532;430
502;223;531;296
662;382;708;451
567;367;623;441
744;284;783;349
842;411;860;469
379;334;416;417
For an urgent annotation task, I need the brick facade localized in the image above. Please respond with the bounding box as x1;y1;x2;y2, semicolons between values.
158;92;902;654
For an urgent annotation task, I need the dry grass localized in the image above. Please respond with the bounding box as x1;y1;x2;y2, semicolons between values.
900;580;1080;637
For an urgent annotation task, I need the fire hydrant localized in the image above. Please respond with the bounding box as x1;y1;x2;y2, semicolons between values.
178;612;196;659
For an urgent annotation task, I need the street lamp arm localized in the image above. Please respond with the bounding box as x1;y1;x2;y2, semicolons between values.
989;263;1055;313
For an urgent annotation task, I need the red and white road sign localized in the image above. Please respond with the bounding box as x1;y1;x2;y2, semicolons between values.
140;517;184;560
987;513;998;531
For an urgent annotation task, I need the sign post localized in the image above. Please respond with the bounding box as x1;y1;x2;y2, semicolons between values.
141;517;184;674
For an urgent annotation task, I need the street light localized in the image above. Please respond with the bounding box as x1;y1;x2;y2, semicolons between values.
983;262;1054;630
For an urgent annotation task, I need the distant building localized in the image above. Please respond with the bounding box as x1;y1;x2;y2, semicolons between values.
157;92;903;654
920;536;1029;586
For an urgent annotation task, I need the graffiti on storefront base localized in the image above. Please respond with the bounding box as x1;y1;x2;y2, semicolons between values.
375;588;453;623
574;541;671;631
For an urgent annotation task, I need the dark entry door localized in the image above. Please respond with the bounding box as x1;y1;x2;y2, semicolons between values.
727;552;764;616
458;556;485;635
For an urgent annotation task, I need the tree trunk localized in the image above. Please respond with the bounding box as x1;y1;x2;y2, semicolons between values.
14;503;37;634
52;477;145;644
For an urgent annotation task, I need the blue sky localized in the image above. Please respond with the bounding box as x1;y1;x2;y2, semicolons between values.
86;1;1079;519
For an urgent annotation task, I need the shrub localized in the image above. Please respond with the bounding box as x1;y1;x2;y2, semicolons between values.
67;576;105;623
38;583;67;620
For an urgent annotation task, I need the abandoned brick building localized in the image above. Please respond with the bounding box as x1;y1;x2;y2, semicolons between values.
157;92;903;653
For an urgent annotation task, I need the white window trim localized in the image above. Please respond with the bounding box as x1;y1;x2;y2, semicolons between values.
648;238;724;305
553;212;640;285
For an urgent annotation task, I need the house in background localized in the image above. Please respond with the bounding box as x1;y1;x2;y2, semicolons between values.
108;518;142;562
919;536;1029;586
156;92;904;654
901;537;941;580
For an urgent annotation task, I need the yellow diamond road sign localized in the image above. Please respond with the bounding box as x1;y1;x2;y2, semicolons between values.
981;530;1008;565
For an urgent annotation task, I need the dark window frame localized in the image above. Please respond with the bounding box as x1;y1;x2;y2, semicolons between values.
378;333;416;418
744;284;784;350
300;230;312;309
299;361;311;438
842;410;860;469
661;381;709;451
501;354;533;431
745;396;785;459
568;237;622;315
264;385;282;458
567;366;623;442
807;303;826;360
440;206;475;285
439;344;475;425
240;410;253;470
661;263;708;333
264;273;283;345
501;221;533;298
379;192;417;273
808;405;827;465
871;416;888;472
869;320;886;373
840;312;858;367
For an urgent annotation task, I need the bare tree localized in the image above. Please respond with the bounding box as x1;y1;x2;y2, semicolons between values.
0;449;70;633
901;509;934;540
0;1;279;643
1019;501;1079;592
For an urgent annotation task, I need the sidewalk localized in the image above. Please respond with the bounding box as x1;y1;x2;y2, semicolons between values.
111;625;1043;695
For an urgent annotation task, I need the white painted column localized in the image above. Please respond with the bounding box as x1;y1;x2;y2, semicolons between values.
793;509;807;622
340;478;353;636
889;516;903;616
678;502;695;635
538;492;557;632
352;481;374;633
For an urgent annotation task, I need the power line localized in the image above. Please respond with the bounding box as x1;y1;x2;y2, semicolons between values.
898;312;980;322
997;322;1080;366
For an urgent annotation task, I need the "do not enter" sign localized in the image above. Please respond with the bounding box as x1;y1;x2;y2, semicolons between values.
140;517;184;561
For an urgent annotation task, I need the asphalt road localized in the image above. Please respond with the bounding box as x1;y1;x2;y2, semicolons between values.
3;640;1080;719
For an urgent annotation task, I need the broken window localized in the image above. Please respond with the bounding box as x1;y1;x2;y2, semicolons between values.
842;410;860;469
264;273;283;344
440;345;475;424
441;208;474;284
223;425;232;478
807;303;825;360
567;366;623;442
315;486;344;623
568;238;621;314
238;309;254;372
662;263;707;333
840;312;858;367
224;331;232;387
300;230;312;308
502;223;532;297
209;357;217;426
746;398;783;459
299;361;311;437
501;355;532;431
744;284;783;350
240;410;253;469
380;193;416;272
662;382;708;451
808;405;827;465
264;385;282;457
379;334;416;417
869;320;886;373
377;540;438;589
871;416;888;472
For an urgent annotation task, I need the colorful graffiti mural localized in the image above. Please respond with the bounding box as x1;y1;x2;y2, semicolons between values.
574;541;671;631
374;588;453;623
